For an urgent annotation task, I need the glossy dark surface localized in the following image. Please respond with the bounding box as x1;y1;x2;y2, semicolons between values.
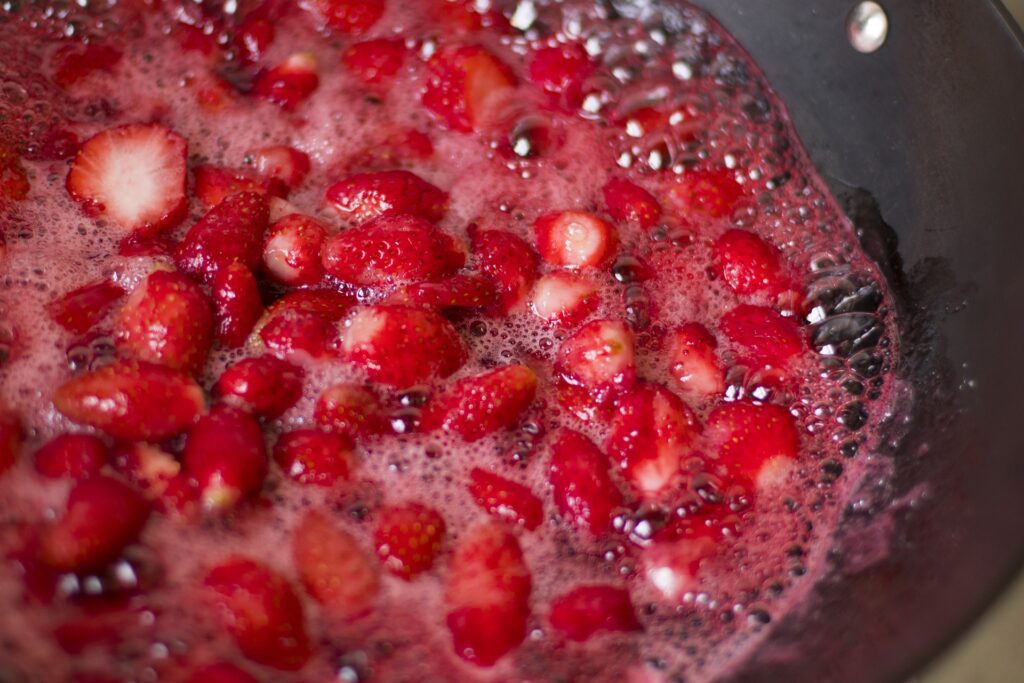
686;1;1024;680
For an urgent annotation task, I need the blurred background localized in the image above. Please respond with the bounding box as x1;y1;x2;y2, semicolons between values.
915;7;1024;683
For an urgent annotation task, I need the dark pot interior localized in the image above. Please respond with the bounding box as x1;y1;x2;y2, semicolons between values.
683;0;1024;680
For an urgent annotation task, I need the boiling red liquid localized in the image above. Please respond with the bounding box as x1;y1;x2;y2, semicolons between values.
0;1;900;681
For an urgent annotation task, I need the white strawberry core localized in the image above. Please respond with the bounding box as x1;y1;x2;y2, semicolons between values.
264;232;303;283
340;307;387;354
551;212;609;267
756;456;795;489
572;321;634;385
530;273;595;322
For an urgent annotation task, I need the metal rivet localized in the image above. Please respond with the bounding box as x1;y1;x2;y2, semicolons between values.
847;1;889;53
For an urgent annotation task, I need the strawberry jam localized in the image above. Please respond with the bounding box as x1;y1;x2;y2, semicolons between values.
0;1;900;681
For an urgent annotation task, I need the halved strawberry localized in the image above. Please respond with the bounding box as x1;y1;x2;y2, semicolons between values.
38;475;150;572
667;323;725;401
373;502;446;579
387;274;497;310
444;522;531;666
115;270;214;375
300;0;385;34
607;383;699;497
33;433;107;480
324;170;448;225
471;228;539;313
52;43;122;89
254;53;319;111
182;405;267;511
176;192;270;283
602;177;662;230
719;304;804;367
212;262;264;348
706;401;798;487
711;229;789;295
314;383;387;438
0;411;23;475
533;211;617;269
193;164;287;207
273;428;355;487
54;360;205;441
423;45;518;133
420;364;537;442
665;168;742;219
66;123;188;236
203;556;311;670
293;511;380;621
339;305;466;387
0;143;30;205
184;663;259;683
251;145;310;190
322;213;463;286
548;429;623;534
110;441;181;502
216;355;305;419
548;585;640;641
529;272;599;326
253;289;352;360
342;38;407;86
556;319;636;397
527;41;595;109
468;468;543;531
263;213;328;286
46;279;125;334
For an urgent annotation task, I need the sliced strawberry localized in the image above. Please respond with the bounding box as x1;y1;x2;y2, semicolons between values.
263;213;328;286
467;468;543;531
110;441;181;501
216;355;304;419
556;319;636;397
212;262;264;348
54;360;205;441
66;123;188;236
706;401;798;487
176;192;270;283
293;510;380;619
314;383;387;438
254;289;352;360
182;405;267;511
667;323;725;401
420;364;537;442
423;45;517;133
235;15;275;63
273;428;354;487
324;170;448;225
33;433;107;480
0;411;23;475
607;383;699;497
342;38;407;86
471;229;539;313
300;0;385;34
52;43;122;89
193;164;286;207
46;279;125;334
548;429;623;534
444;522;531;666
251;145;310;190
184;663;259;683
527;42;595;109
254;52;319;111
322;213;463;286
719;304;804;367
339;305;466;387
0;143;30;205
711;229;789;295
665;168;742;219
203;556;311;670
115;270;214;375
529;272;598;326
38;475;150;572
602;177;662;230
388;274;497;310
549;585;640;641
374;502;446;579
533;211;617;269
